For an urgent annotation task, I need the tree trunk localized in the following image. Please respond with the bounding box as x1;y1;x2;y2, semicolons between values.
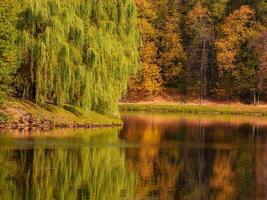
201;39;207;101
253;88;256;106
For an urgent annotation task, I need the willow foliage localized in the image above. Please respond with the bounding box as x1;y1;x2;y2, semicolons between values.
0;0;19;100
16;0;140;116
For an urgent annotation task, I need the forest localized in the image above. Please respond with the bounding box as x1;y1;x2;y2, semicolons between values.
129;0;267;105
0;0;267;117
1;1;267;199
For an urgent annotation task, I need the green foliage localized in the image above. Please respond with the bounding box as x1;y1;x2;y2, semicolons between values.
16;0;140;116
0;129;137;200
209;0;229;21
0;0;19;99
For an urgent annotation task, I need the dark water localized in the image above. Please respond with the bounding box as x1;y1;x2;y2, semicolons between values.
0;112;267;200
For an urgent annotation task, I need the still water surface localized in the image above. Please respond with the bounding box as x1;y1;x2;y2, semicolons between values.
0;112;267;200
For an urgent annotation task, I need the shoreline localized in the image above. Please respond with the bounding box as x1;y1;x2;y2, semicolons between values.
0;120;122;130
0;98;122;131
2;99;267;131
119;103;267;116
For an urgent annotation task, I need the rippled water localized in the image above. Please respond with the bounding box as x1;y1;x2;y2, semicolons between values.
0;112;267;200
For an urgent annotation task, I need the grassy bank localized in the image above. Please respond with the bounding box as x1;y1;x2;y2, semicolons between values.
119;103;267;116
0;97;121;127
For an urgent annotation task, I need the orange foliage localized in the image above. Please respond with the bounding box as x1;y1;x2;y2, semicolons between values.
216;5;255;72
129;0;163;97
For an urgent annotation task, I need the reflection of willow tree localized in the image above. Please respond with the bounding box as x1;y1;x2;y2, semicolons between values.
0;131;137;200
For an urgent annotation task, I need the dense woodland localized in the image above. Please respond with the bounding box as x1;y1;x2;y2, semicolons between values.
0;0;267;116
129;0;267;104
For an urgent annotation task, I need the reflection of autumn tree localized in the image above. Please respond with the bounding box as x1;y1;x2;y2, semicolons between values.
232;150;254;200
255;127;267;200
121;113;265;199
210;151;235;199
120;114;181;199
136;124;161;180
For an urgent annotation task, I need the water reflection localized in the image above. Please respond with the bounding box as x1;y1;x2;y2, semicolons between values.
0;113;267;200
0;128;137;200
120;113;267;200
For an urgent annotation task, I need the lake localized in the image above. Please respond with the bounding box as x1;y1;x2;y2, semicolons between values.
0;112;267;200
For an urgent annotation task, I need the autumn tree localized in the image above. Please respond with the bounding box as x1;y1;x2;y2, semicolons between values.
251;30;267;104
130;1;267;103
156;0;186;87
185;3;213;102
129;0;163;98
256;0;267;25
215;6;257;100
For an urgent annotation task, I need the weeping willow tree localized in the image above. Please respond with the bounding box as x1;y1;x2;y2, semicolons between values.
0;0;19;101
15;0;140;116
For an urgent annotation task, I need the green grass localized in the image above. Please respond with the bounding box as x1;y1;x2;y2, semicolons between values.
119;103;267;116
0;97;121;125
